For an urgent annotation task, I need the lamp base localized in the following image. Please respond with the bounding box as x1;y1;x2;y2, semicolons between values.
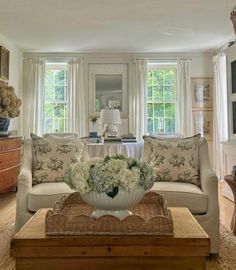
106;124;118;137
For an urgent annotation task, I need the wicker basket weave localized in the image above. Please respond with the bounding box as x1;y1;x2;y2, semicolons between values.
45;191;173;236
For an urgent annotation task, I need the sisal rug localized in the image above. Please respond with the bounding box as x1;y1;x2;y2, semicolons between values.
0;219;236;270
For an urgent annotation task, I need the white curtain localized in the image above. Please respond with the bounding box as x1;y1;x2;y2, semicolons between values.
176;59;193;137
67;59;87;137
212;53;228;179
23;58;45;136
130;59;147;141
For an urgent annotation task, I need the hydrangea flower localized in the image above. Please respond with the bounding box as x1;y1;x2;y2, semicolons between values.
64;155;156;197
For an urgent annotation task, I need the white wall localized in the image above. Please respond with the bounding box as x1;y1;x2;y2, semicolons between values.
0;33;22;134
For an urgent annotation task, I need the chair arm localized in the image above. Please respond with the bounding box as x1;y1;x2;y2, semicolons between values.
18;138;33;189
200;165;218;195
199;138;219;216
18;167;33;189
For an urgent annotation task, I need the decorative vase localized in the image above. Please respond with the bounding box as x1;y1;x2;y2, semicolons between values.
81;187;145;219
0;117;10;135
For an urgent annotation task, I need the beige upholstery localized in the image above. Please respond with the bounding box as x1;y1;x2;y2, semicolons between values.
28;182;74;212
152;182;208;214
15;137;219;253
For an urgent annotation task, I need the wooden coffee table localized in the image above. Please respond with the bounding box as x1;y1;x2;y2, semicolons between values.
11;208;210;270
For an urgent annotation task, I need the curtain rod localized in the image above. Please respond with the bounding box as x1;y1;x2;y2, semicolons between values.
23;56;84;61
24;56;193;62
134;58;192;61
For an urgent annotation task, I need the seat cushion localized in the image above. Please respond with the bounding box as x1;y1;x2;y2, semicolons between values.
151;181;208;214
28;182;74;212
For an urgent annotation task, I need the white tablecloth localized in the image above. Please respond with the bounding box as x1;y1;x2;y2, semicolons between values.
88;142;143;159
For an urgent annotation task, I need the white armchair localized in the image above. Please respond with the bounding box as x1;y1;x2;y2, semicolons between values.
150;138;219;253
15;133;84;231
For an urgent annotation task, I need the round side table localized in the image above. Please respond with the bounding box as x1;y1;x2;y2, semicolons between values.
224;175;236;235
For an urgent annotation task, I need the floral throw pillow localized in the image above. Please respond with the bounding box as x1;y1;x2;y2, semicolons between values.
142;134;201;186
31;133;87;185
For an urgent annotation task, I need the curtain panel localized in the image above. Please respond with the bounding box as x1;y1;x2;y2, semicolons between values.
67;59;88;137
23;58;45;136
176;59;193;137
212;53;228;179
130;59;147;141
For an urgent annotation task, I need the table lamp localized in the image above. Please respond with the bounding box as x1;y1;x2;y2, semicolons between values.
100;108;121;137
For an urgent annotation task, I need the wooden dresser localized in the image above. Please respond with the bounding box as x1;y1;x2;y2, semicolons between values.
0;136;22;193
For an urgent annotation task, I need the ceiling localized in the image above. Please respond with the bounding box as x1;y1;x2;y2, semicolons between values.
0;0;235;53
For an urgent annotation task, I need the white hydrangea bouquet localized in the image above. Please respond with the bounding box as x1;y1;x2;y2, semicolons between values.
65;155;155;199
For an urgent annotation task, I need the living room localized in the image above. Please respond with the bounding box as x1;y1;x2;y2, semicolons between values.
0;1;236;269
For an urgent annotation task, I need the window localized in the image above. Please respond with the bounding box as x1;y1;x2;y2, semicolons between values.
44;62;68;133
147;63;177;134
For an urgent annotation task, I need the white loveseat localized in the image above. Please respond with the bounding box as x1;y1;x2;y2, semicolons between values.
15;136;219;253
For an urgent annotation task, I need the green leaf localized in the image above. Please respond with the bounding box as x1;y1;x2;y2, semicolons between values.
106;186;119;198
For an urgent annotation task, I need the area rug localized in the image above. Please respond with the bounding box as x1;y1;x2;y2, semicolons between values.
0;219;235;270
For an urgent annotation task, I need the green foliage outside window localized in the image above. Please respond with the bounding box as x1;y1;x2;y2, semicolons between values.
44;67;68;133
147;68;176;134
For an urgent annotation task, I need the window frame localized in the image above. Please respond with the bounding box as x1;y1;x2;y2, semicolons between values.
44;62;68;134
147;62;177;134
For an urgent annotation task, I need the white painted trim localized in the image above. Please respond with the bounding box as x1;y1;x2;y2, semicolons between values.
23;51;214;60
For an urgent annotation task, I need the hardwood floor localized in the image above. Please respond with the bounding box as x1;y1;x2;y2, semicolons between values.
0;191;16;227
219;181;234;228
0;182;234;230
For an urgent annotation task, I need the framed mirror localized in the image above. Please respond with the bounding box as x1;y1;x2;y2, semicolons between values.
89;63;128;116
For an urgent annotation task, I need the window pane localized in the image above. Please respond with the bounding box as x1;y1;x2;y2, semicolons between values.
147;118;153;133
147;103;153;117
45;70;54;86
164;86;174;102
165;119;175;133
165;103;175;117
154;69;163;85
55;86;65;101
45;85;54;102
45;103;53;118
54;103;65;118
147;86;152;101
55;70;66;85
148;71;153;85
45;118;53;133
54;119;65;132
164;69;175;85
153;86;163;101
154;103;164;117
154;118;164;133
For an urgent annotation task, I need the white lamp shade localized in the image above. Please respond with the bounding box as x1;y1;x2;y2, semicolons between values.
100;108;121;124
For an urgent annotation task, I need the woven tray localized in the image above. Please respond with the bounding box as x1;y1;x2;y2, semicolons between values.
45;191;173;236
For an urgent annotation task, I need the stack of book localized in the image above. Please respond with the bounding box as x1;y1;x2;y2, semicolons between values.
86;132;102;144
121;134;137;143
104;137;122;143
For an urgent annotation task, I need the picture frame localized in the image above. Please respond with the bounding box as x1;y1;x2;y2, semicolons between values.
191;77;213;109
0;46;10;81
193;110;213;141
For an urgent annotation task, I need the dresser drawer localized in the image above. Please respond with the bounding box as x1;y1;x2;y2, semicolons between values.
0;150;21;170
0;137;22;192
0;165;20;192
0;138;22;152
